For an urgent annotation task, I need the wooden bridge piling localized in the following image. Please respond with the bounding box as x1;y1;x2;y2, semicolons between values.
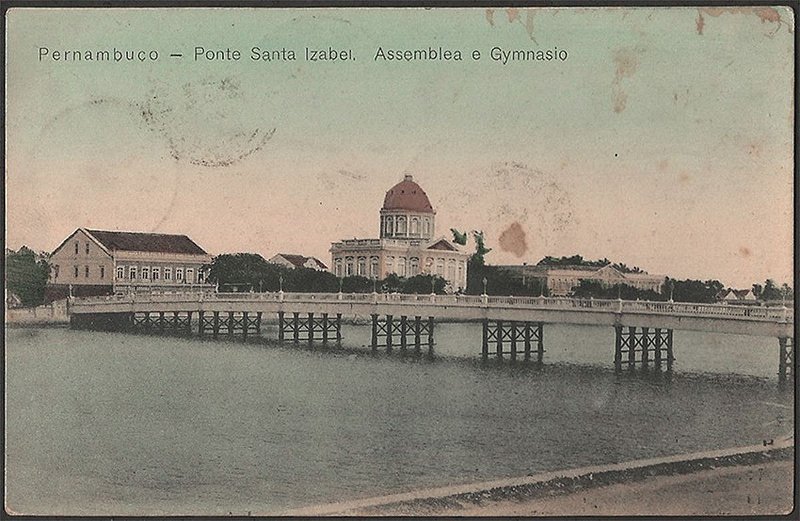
482;319;489;361
277;310;340;347
615;326;674;372
400;316;408;352
370;314;433;355
428;316;435;357
415;316;422;355
483;321;544;363
778;337;793;384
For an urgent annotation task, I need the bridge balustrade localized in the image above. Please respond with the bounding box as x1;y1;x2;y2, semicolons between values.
68;292;793;323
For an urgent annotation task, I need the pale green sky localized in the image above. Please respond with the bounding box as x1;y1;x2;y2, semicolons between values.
5;7;794;287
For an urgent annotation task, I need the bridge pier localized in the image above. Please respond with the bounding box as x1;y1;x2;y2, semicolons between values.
482;321;544;362
196;311;260;339
778;337;794;385
371;314;434;356
279;311;341;347
614;326;673;372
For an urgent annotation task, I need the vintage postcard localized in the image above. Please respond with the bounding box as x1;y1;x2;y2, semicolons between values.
4;5;795;516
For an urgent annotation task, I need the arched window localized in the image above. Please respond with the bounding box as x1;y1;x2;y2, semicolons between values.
409;257;419;276
436;259;445;276
358;257;367;276
370;257;379;279
386;257;394;274
447;259;456;283
345;257;354;276
335;259;343;278
398;257;406;277
397;216;407;235
423;219;430;236
387;217;394;236
410;217;419;236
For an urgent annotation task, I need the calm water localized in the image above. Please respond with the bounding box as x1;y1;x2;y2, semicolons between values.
5;323;793;515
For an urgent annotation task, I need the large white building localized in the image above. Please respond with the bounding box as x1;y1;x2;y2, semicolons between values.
330;175;470;290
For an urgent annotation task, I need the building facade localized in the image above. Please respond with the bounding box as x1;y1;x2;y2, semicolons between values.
46;228;213;300
268;253;328;271
330;175;469;291
499;263;665;297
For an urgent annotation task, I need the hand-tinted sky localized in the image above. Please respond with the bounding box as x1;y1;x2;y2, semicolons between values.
5;7;794;287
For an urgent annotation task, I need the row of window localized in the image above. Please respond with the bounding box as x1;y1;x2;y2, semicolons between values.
53;265;106;279
333;256;465;281
53;264;204;283
74;241;91;255
381;215;432;237
115;265;203;283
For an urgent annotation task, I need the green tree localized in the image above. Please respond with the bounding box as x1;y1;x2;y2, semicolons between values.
665;277;724;303
5;247;51;307
286;267;339;292
403;274;447;294
571;280;663;300
380;273;404;293
465;261;545;296
341;275;373;293
760;279;783;301
205;253;287;291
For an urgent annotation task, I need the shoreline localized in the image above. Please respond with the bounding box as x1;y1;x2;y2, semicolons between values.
284;436;794;516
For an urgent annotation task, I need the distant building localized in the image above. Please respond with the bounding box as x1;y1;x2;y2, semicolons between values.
719;288;757;304
498;263;665;297
46;228;213;301
268;253;328;271
330;174;469;290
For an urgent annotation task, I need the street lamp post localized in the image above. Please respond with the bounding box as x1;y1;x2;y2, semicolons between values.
669;281;674;303
279;275;283;293
431;277;436;295
482;277;488;296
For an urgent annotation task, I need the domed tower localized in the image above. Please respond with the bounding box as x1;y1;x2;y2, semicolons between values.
380;174;436;240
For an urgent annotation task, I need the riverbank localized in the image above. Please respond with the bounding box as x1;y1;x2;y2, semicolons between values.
286;437;794;516
5;300;69;326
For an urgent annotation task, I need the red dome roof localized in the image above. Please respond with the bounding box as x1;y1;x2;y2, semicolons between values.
382;175;434;213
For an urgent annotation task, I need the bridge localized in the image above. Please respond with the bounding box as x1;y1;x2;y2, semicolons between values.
68;292;795;380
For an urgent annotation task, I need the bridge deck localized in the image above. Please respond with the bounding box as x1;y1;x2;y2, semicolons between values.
69;292;794;338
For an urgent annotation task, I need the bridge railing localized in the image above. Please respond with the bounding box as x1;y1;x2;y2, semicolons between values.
69;292;793;322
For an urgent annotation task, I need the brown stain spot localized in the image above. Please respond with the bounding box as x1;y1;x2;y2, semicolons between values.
498;221;528;258
506;8;519;23
614;48;639;78
611;48;639;114
657;159;669;172
696;11;705;35
485;9;495;26
678;172;690;183
696;7;787;36
739;246;752;257
524;11;536;41
748;142;762;157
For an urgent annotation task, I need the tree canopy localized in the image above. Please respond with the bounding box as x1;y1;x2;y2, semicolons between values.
5;247;51;307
